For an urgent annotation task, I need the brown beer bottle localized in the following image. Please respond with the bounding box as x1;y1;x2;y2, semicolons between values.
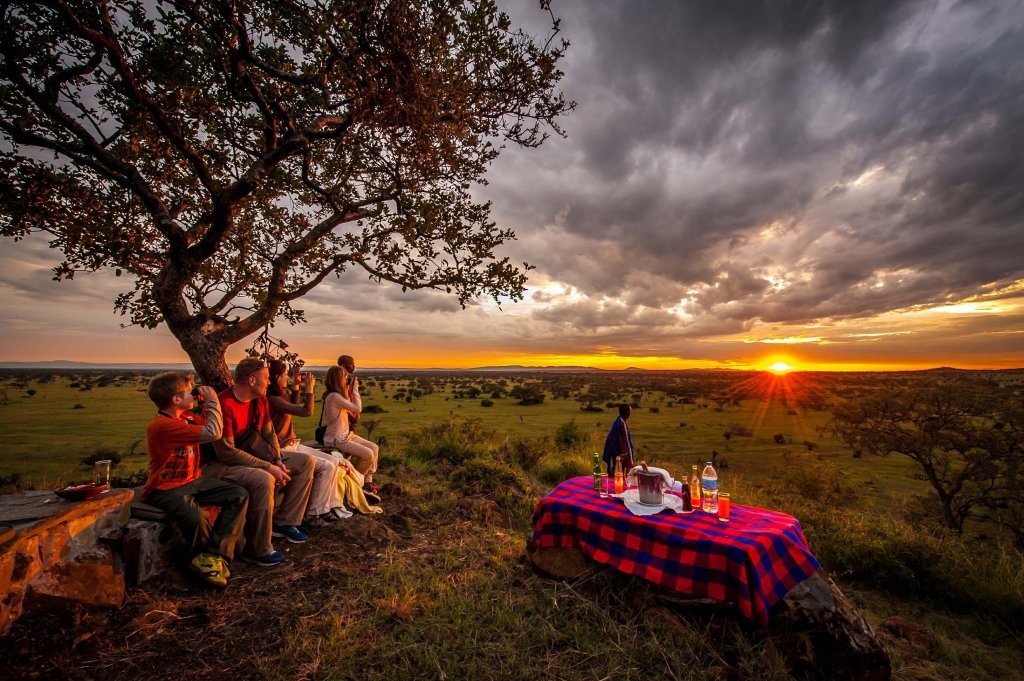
614;455;625;494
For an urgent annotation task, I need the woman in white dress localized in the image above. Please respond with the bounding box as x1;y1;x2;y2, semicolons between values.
323;364;380;494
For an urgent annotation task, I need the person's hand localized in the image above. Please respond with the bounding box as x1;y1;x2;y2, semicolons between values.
303;372;315;392
350;376;359;392
197;385;218;404
269;464;291;486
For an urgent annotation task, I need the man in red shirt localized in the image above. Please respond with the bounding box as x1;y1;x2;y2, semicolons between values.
205;358;315;566
144;373;249;588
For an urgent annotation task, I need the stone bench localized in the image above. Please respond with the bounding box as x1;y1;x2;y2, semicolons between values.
0;488;132;636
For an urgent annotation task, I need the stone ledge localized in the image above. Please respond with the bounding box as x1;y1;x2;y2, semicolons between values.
0;489;132;636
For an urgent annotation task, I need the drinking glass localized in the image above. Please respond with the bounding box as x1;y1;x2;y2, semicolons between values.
599;474;609;498
93;459;111;487
718;493;731;522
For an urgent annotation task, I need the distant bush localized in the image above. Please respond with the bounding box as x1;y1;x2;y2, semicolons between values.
81;448;122;468
480;399;494;407
499;436;547;471
727;423;753;437
580;404;603;413
648;407;659;413
554;419;587;449
363;404;386;413
73;403;85;409
773;433;787;444
405;419;491;467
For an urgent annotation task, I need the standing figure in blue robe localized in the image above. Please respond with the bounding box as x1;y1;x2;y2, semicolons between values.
602;404;635;476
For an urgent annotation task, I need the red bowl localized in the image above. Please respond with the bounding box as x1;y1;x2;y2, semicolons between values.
54;482;110;502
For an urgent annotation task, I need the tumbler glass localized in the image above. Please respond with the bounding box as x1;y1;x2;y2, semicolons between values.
718;493;731;522
599;474;609;498
93;460;111;487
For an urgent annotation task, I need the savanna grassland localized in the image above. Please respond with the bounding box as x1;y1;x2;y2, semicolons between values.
1;368;1023;681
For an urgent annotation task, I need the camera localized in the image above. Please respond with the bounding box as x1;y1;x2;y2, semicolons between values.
191;387;201;398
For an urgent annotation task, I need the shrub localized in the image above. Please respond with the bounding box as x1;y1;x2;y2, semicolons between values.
480;399;494;407
554;419;587;449
363;404;386;413
727;423;753;437
580;404;603;413
773;433;787;444
499;436;548;471
405;419;493;467
450;457;529;496
81;448;122;468
648;406;659;413
536;456;590;486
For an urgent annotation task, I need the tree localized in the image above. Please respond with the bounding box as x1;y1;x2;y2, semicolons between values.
0;0;571;386
829;379;1023;534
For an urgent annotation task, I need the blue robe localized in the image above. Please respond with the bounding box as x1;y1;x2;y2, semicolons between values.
602;416;634;475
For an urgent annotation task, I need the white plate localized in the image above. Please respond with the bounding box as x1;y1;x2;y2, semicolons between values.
612;488;685;516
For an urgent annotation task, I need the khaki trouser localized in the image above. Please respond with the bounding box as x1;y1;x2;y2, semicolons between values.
283;441;341;516
203;450;314;557
328;433;379;482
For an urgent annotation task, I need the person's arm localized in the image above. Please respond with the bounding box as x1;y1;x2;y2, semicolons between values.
212;436;275;469
334;384;362;415
267;392;314;418
197;386;222;443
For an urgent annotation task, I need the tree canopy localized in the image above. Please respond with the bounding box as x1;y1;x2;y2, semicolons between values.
0;0;571;385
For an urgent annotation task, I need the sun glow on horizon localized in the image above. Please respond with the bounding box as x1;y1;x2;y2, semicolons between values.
766;360;796;374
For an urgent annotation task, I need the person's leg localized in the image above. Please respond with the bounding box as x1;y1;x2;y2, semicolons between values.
204;462;276;557
190;475;249;560
276;450;315;526
294;444;343;514
347;434;379;483
144;481;206;553
335;438;374;477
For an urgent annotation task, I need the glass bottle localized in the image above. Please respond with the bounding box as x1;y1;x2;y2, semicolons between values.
593;453;602;493
689;464;701;508
614;455;625;494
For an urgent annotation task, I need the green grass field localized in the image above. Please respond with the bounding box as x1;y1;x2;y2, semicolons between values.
0;371;926;511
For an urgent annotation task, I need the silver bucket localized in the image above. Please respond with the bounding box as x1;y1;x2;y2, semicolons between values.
636;470;665;506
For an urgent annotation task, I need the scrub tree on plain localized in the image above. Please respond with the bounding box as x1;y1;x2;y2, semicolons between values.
0;0;571;386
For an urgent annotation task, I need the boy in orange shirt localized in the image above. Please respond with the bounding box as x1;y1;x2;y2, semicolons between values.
144;372;248;587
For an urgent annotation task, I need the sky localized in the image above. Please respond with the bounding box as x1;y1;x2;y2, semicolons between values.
1;0;1023;371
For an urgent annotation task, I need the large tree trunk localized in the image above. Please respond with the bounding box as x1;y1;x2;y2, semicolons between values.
174;327;232;391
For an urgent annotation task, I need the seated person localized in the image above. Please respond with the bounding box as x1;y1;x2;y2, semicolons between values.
322;364;380;497
266;360;350;524
143;372;248;588
602;403;635;476
204;358;315;567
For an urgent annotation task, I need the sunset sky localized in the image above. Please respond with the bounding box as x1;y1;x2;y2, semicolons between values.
1;0;1022;371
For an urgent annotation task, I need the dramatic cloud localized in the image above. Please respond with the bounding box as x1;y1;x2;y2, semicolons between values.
1;0;1022;369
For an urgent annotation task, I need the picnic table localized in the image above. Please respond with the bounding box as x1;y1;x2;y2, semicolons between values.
531;476;821;625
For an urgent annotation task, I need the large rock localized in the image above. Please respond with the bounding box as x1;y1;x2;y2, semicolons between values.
525;541;594;580
770;571;891;681
0;489;132;635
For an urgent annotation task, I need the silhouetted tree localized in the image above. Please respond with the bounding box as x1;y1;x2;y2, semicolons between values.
0;0;571;386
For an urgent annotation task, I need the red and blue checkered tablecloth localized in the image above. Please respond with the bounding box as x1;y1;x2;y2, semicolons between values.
531;476;820;625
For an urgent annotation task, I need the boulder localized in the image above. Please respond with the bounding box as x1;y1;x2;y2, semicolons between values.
525;541;593;580
770;571;891;681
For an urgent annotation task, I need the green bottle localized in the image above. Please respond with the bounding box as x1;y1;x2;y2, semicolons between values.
593;453;602;492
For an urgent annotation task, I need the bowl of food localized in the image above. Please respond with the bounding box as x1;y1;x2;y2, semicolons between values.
54;482;110;502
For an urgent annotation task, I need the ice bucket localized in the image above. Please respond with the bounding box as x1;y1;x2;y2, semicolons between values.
635;469;665;506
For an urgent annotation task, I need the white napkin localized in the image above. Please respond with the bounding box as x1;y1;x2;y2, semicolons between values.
627;465;675;489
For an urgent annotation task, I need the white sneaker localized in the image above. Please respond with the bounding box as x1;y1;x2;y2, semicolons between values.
330;506;353;520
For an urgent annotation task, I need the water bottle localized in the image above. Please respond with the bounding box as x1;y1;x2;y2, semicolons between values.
701;460;718;513
593;453;602;492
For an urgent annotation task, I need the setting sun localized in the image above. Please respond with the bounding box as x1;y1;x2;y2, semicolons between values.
767;360;796;374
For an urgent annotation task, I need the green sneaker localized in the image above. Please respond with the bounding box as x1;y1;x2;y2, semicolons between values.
190;553;227;588
218;556;231;580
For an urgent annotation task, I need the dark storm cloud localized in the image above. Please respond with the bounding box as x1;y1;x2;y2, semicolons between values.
491;0;1024;334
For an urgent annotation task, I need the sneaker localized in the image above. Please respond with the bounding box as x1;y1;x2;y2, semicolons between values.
272;524;310;544
243;550;286;567
363;490;382;505
363;481;379;495
303;514;331;529
189;553;227;588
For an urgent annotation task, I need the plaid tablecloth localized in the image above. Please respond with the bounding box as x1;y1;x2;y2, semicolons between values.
531;476;821;625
